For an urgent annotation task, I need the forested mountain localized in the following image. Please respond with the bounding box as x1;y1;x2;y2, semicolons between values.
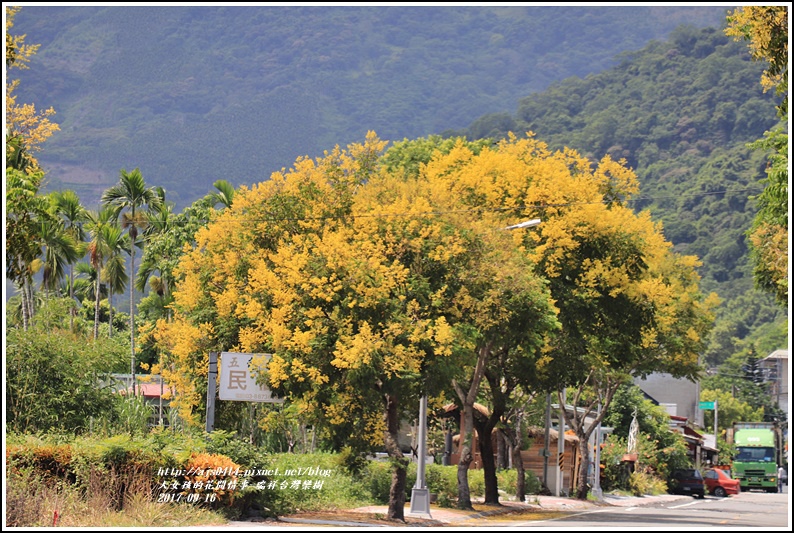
11;5;729;208
450;25;787;366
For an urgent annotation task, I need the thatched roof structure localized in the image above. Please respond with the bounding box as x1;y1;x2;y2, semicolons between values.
527;425;579;444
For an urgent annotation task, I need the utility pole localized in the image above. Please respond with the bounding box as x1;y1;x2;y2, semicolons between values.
714;398;718;462
556;390;566;497
543;393;551;490
592;401;603;500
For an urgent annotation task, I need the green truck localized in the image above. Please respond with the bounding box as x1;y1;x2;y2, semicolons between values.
730;422;784;493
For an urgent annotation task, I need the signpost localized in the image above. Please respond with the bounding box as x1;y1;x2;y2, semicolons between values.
219;352;283;403
206;352;283;433
699;400;719;461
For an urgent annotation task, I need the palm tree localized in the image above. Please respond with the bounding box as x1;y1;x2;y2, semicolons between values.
84;205;128;339
210;179;236;209
37;213;82;301
102;224;130;338
101;168;161;389
73;261;101;304
137;187;175;316
49;190;88;331
85;206;113;339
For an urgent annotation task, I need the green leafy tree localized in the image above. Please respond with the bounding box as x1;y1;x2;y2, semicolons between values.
6;168;80;329
702;348;779;422
452;241;558;508
603;384;692;479
136;187;175;316
6;298;127;433
37;204;82;297
699;388;763;434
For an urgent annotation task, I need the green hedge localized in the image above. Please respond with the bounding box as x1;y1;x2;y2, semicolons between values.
7;432;539;517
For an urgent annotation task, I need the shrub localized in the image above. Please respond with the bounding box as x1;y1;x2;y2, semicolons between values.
468;468;485;497
6;324;126;435
182;452;241;508
359;460;393;504
628;470;667;496
425;464;458;506
264;452;371;515
495;467;542;496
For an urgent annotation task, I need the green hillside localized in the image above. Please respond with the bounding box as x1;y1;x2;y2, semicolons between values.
451;25;787;366
12;5;729;208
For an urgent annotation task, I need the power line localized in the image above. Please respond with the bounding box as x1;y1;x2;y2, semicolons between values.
157;186;765;226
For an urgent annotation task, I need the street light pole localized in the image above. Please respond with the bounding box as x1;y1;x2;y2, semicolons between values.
409;395;432;518
504;218;545;489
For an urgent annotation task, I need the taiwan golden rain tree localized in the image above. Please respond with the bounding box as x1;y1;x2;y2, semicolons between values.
405;133;715;501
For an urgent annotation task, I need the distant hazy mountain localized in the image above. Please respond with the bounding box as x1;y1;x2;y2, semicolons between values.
12;5;729;209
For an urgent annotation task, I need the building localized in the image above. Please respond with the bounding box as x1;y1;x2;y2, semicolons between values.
760;349;788;417
634;372;702;426
107;373;172;427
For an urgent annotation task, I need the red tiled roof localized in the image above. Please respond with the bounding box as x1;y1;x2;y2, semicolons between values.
120;383;166;398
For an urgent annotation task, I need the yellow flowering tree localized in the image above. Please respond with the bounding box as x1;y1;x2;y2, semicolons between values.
5;6;60;173
389;133;715;502
157;132;561;520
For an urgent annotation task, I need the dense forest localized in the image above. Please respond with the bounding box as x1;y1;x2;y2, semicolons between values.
12;5;729;207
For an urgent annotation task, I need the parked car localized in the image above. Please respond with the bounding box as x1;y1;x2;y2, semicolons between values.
703;467;741;497
668;468;706;498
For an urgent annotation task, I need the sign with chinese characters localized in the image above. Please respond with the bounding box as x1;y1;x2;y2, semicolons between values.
219;352;283;403
698;401;715;410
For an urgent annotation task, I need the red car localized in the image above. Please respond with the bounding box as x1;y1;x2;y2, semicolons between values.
703;468;741;497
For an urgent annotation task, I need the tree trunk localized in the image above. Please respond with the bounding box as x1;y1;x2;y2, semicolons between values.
21;276;31;331
496;430;507;470
384;393;407;522
455;403;475;510
69;265;75;332
94;277;101;340
513;442;526;501
453;341;492;510
560;380;618;501
477;364;510;505
130;247;136;391
475;416;500;505
576;429;591;500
